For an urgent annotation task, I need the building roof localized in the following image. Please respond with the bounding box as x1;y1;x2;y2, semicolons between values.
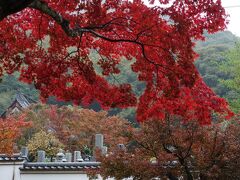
1;92;37;118
0;154;26;162
14;93;36;108
20;162;101;171
0;154;100;171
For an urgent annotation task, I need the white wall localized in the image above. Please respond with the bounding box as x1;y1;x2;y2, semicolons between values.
0;162;113;180
21;173;93;180
0;162;23;180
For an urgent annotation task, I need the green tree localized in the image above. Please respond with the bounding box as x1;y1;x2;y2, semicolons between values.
219;42;240;112
220;43;240;91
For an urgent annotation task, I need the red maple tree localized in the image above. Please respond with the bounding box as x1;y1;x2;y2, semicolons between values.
0;0;232;123
99;118;240;179
0;115;31;154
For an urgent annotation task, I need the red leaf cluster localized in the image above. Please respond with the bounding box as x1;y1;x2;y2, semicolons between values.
0;0;231;123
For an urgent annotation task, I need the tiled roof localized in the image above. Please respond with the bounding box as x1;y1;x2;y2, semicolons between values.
0;154;26;162
15;93;36;108
20;162;101;171
1;92;37;118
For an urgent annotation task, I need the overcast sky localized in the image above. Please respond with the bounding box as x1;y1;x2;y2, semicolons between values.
222;0;240;37
143;0;240;37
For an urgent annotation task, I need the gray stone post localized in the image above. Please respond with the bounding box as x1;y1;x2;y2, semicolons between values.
74;151;83;162
65;152;72;162
37;150;45;162
20;147;28;158
95;134;103;149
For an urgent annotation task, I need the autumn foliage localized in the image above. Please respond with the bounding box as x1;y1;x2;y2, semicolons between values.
27;130;64;161
0;0;232;123
20;104;133;152
99;117;240;180
0;115;31;154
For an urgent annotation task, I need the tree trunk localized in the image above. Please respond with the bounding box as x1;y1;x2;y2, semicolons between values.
184;165;194;180
166;172;178;180
199;173;208;180
179;158;193;180
0;0;35;20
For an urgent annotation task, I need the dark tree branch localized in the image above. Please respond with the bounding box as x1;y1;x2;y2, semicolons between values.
0;0;174;79
0;0;34;20
29;0;74;36
28;0;173;74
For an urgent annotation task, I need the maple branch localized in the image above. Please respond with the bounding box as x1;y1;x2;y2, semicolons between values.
29;0;75;36
30;1;138;37
183;124;196;159
28;0;171;75
0;0;35;20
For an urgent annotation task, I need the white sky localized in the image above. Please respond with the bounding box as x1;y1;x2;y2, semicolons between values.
222;0;240;37
143;0;240;37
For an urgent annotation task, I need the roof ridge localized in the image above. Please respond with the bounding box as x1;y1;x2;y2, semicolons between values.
0;92;37;118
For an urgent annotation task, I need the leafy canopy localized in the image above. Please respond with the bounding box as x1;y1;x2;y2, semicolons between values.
218;42;240;112
100;118;240;180
220;42;240;92
0;0;232;123
27;130;64;160
20;104;133;152
0;115;31;154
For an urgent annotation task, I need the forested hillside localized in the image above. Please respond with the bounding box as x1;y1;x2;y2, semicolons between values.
195;31;237;96
0;31;239;118
195;31;240;112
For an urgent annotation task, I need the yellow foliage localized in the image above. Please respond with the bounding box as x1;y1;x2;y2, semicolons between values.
27;130;64;159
